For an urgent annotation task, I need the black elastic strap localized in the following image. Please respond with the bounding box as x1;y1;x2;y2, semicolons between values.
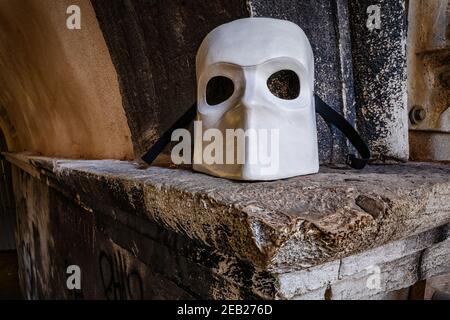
141;102;197;164
142;96;370;169
314;95;370;169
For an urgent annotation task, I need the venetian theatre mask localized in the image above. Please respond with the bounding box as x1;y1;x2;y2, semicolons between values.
142;18;369;181
193;18;318;180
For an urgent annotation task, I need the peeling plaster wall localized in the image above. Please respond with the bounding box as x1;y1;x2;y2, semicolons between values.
408;0;450;161
0;0;134;159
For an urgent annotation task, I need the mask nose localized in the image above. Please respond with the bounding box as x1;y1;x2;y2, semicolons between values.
219;70;260;133
235;70;263;133
236;71;278;178
240;70;259;112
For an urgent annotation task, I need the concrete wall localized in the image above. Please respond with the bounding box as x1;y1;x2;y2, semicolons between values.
0;0;133;159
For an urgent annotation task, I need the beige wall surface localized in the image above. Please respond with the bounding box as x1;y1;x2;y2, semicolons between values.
0;0;134;159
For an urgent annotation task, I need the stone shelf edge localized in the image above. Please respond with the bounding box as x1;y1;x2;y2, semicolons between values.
4;153;450;275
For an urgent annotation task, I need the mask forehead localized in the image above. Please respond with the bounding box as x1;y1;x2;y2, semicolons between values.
196;18;314;79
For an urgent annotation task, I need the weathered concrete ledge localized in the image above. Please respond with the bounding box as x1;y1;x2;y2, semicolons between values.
5;153;450;275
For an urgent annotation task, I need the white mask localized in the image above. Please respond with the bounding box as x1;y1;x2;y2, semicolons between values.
141;18;370;180
193;18;318;180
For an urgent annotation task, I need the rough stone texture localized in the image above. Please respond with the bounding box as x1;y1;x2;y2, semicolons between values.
7;154;450;270
425;273;450;300
349;0;409;162
6;153;450;299
11;160;274;299
279;225;450;299
421;238;450;280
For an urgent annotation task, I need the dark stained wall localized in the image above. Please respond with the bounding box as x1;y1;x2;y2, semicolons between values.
90;0;249;157
249;0;356;163
349;0;408;161
90;0;357;163
0;130;15;250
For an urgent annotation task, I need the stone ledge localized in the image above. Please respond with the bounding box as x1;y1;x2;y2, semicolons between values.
277;225;450;299
5;153;450;273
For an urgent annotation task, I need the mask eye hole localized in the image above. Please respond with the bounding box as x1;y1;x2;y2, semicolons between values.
267;70;300;100
206;76;234;105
